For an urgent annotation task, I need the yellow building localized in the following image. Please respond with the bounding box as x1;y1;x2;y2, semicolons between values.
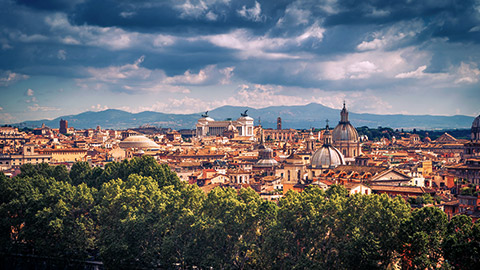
39;148;87;162
1;144;52;170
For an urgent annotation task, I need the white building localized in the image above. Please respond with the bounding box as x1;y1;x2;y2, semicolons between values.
196;111;254;138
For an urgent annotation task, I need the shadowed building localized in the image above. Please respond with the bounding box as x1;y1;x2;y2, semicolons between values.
448;115;480;185
59;119;68;134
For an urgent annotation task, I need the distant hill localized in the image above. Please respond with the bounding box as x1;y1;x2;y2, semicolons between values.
12;103;475;130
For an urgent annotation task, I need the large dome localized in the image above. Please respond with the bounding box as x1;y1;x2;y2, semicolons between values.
311;124;345;168
332;102;359;142
473;115;480;128
119;135;159;149
332;123;359;142
311;145;345;168
472;115;480;141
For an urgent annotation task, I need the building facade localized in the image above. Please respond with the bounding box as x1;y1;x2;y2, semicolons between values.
196;111;254;138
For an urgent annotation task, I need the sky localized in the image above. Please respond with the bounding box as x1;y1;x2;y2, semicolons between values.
0;0;479;124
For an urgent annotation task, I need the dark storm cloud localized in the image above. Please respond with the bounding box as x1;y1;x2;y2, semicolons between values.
67;0;292;35
321;0;480;44
3;0;480;89
15;0;83;11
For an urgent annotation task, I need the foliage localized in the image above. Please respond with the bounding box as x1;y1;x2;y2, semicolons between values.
407;194;434;206
0;174;96;259
0;159;476;269
443;215;480;269
400;207;448;269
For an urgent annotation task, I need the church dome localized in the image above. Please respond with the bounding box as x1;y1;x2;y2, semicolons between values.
473;115;480;128
256;147;278;167
332;102;359;142
119;135;160;149
472;115;480;141
311;124;345;168
332;123;359;142
311;146;345;168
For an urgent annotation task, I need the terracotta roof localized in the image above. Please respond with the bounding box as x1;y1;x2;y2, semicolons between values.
435;133;457;143
199;183;221;193
371;185;435;194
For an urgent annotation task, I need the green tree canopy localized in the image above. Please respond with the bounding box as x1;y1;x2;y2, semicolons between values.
400;207;448;269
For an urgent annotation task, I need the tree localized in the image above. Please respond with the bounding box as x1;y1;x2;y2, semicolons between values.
97;174;175;269
100;156;180;188
263;186;346;269
400;207;447;269
194;187;267;269
338;194;410;269
53;164;71;183
443;215;480;269
0;174;96;259
70;161;92;186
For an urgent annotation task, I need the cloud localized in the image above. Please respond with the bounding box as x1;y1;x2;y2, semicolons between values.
0;113;16;124
44;13;178;51
356;20;425;51
237;1;264;22
57;49;66;60
119;84;395;115
25;88;34;96
24;88;37;103
176;0;209;19
78;56;233;93
395;65;427;79
0;71;29;87
90;104;109;111
28;104;60;112
394;62;480;85
163;65;235;85
204;29;315;59
1;0;480;121
454;62;480;84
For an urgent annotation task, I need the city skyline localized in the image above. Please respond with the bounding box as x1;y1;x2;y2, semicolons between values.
1;0;480;124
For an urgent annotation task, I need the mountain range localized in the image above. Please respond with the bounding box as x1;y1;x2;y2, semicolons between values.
12;103;475;130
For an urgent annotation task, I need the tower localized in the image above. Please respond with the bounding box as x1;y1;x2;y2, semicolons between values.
277;117;282;130
59;119;68;134
306;128;316;153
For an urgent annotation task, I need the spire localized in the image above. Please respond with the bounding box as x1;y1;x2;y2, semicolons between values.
323;120;332;146
259;125;264;145
340;101;349;123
